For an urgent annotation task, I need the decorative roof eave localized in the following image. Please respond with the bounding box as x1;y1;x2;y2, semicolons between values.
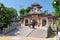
24;12;44;16
30;6;42;8
45;14;56;19
21;13;39;19
20;12;57;19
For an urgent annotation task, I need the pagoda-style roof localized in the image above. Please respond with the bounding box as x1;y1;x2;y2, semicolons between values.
32;3;40;6
19;3;56;19
31;3;42;8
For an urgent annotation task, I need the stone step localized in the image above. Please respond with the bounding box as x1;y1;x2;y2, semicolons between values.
20;29;34;37
28;30;48;38
15;26;34;36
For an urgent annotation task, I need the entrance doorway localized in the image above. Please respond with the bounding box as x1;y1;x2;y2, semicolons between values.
42;19;47;26
25;19;28;26
32;19;38;27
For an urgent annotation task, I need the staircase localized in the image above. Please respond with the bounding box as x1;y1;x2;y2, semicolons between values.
15;26;34;36
27;28;48;38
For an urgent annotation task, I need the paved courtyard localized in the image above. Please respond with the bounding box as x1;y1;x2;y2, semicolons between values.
0;26;58;38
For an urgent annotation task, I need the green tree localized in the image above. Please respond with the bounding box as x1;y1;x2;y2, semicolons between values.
7;7;18;18
19;8;25;16
4;7;18;25
0;3;18;28
0;3;9;28
44;10;48;14
25;7;30;13
52;0;60;18
52;0;60;27
19;7;30;16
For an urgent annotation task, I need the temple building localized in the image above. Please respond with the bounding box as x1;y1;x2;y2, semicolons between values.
19;3;56;28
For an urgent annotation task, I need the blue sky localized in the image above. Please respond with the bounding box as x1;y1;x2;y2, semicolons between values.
0;0;54;16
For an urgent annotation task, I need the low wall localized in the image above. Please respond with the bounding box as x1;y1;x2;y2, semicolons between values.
2;22;18;34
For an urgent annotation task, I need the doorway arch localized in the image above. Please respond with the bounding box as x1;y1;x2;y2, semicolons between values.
25;19;28;26
42;19;46;26
41;18;48;27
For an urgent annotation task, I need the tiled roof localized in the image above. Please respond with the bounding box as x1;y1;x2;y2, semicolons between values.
32;3;40;6
31;3;42;8
20;12;56;19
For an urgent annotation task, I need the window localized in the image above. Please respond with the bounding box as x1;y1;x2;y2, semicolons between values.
33;8;37;13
